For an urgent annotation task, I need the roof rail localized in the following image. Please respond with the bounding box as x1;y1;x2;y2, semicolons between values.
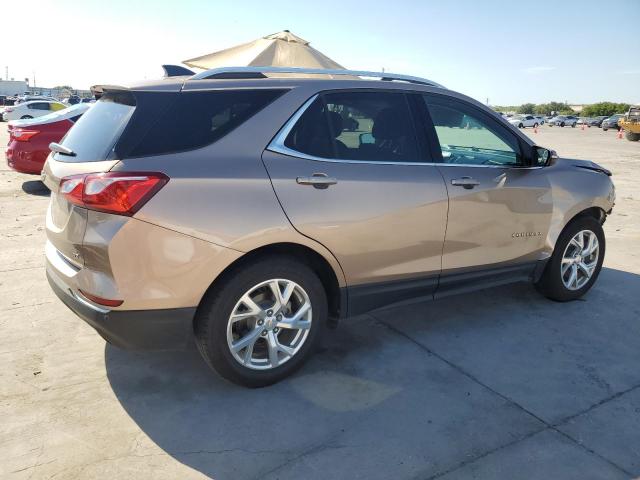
189;66;445;88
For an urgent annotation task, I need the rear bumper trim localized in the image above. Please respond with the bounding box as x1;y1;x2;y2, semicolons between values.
47;269;195;350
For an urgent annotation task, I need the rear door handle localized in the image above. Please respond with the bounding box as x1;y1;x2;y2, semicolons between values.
451;177;480;189
296;173;338;189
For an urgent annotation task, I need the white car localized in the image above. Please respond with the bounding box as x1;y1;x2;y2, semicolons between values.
547;115;578;127
2;100;67;122
508;114;540;128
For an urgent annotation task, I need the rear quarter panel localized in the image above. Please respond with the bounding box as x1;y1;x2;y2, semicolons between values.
117;85;347;287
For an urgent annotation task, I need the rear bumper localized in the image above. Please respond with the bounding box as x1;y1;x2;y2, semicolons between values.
47;268;195;350
6;141;47;174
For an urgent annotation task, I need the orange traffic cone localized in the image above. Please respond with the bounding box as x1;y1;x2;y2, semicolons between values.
534;126;538;134
617;128;623;139
581;122;585;131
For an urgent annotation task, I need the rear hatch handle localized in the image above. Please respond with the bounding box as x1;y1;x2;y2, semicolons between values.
49;142;76;157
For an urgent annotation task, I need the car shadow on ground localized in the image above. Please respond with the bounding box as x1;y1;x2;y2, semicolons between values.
21;180;50;196
104;267;640;480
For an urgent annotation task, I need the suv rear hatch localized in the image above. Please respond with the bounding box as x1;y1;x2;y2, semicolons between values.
42;90;137;267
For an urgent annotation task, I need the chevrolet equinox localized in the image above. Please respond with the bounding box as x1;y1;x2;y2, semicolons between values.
43;67;615;387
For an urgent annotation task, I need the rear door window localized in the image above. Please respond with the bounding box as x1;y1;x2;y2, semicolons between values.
284;91;420;163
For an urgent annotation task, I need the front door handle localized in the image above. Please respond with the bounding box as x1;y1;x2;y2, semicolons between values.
451;177;480;189
296;173;338;189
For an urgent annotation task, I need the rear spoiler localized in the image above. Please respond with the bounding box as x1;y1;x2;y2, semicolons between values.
89;65;197;98
90;84;128;99
162;64;195;77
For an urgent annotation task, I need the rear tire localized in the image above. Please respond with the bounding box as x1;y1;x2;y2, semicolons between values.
534;123;539;128
535;216;605;302
518;123;524;128
571;123;576;128
625;131;640;141
195;256;328;387
560;122;565;127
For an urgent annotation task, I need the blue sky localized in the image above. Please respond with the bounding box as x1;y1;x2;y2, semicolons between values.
5;0;639;105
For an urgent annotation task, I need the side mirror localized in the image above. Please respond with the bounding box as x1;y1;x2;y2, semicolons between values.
534;147;558;167
359;132;375;145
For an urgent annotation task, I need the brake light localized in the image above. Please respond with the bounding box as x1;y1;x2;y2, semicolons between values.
59;172;169;216
12;129;40;142
4;107;13;113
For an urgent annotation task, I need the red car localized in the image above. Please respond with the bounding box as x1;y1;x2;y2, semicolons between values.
6;103;90;174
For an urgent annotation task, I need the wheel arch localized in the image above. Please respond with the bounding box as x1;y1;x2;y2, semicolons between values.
570;206;607;225
194;242;345;329
549;205;607;254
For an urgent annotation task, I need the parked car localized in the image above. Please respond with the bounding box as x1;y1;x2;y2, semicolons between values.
508;114;540;128
533;115;545;125
2;100;67;121
547;115;578;127
43;66;615;387
6;103;90;174
588;116;608;127
576;117;590;125
15;95;59;105
601;114;624;131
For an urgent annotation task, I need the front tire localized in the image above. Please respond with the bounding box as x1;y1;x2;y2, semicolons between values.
518;123;524;128
535;217;605;302
534;123;539;128
560;122;565;127
195;256;328;387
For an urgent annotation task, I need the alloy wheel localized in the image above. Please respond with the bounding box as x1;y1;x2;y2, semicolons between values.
226;279;312;370
561;230;599;291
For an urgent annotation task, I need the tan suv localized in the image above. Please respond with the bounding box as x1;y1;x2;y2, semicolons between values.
43;67;615;387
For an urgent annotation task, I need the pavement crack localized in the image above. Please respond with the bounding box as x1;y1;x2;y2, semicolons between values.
370;314;634;479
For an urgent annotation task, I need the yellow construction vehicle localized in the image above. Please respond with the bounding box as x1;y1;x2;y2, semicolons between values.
619;106;640;141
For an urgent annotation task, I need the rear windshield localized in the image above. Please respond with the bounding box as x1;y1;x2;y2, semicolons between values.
57;91;135;162
55;89;284;162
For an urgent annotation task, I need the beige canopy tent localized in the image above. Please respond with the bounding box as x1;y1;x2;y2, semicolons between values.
183;30;345;70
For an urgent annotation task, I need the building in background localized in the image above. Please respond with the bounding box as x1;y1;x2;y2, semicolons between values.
0;80;28;96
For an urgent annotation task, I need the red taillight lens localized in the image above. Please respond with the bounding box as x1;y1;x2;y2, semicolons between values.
5;107;14;113
12;129;40;142
59;172;169;216
78;290;123;307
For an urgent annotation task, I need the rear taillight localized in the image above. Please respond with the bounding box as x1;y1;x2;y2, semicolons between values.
59;172;169;216
12;129;40;142
5;107;14;113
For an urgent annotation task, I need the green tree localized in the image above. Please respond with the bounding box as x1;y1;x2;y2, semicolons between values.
582;102;630;117
517;103;536;114
533;102;573;115
53;85;73;90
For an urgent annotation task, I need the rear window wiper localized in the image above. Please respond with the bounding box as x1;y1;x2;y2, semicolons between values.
49;142;76;157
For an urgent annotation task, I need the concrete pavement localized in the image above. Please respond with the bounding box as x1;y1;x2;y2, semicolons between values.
1;125;639;479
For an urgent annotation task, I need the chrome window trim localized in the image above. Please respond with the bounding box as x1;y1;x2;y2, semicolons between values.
266;93;543;170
